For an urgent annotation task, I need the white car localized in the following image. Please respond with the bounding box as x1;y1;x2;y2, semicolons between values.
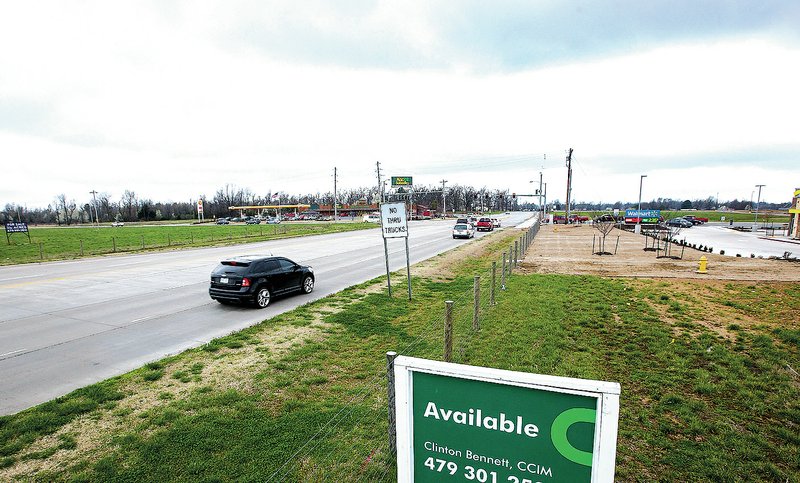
452;223;475;239
363;213;381;223
491;218;501;228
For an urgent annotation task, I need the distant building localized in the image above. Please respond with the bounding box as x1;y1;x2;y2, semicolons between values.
789;188;800;240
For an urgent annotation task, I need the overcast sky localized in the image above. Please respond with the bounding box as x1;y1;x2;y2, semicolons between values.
1;1;798;209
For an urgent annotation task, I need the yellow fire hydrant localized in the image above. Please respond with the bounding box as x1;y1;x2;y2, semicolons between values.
696;255;708;274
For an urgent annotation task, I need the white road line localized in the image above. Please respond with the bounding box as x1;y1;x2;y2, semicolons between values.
131;316;155;323
0;349;26;358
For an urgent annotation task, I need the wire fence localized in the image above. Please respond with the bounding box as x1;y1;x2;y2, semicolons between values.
267;219;541;481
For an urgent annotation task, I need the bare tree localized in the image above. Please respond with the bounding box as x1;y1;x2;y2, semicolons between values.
121;190;138;221
592;213;617;255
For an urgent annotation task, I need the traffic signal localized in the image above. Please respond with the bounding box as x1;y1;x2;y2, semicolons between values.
512;193;516;199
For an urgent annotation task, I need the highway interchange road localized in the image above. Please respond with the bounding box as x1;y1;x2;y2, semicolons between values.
0;213;532;415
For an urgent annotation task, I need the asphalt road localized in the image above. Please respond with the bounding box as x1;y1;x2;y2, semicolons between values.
0;214;532;415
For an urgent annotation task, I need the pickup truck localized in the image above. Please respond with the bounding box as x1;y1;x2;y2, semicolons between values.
476;217;494;231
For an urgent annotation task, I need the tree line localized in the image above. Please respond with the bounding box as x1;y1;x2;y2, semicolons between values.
1;185;790;225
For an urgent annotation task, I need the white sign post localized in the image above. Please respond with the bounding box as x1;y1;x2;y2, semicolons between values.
380;202;412;300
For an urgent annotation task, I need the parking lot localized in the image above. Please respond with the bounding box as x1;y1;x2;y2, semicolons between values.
677;223;799;259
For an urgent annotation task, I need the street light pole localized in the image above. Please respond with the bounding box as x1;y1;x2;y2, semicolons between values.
754;184;765;228
636;175;647;234
638;175;647;212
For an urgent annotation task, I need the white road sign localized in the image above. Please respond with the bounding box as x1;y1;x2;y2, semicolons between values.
381;202;408;238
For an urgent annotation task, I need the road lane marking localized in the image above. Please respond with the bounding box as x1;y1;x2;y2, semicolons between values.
0;349;27;358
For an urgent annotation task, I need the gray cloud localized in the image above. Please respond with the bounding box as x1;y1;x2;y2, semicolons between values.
587;144;800;174
216;0;800;72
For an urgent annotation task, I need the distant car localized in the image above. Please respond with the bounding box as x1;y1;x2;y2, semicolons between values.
682;216;704;225
552;215;567;224
363;213;381;223
452;223;475;239
111;221;124;227
209;255;314;308
569;215;590;223
265;217;281;224
216;218;230;225
594;214;618;223
491;218;501;228
666;218;693;228
245;218;260;224
476;217;494;232
457;217;477;227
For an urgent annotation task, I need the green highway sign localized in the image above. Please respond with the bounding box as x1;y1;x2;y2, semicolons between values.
392;176;413;187
394;357;620;482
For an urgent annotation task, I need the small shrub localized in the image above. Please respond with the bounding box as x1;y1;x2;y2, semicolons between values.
719;249;725;255
142;369;164;382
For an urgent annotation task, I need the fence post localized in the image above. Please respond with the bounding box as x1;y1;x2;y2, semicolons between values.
80;239;84;257
141;235;145;249
39;242;43;260
514;240;519;266
386;351;398;456
509;244;514;273
191;233;194;244
444;301;453;362
501;253;507;290
491;261;496;305
112;237;116;253
473;276;480;331
168;234;171;246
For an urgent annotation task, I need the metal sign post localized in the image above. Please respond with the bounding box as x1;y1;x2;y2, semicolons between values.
380;202;412;300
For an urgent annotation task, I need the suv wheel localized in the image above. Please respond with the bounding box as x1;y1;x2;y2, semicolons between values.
254;287;271;308
302;276;314;294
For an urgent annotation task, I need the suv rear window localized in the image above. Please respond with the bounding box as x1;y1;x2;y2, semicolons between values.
212;264;250;275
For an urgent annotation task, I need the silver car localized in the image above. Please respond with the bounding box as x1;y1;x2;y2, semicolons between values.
452;223;475;239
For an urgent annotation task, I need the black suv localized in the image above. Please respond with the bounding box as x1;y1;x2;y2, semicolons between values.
209;255;314;308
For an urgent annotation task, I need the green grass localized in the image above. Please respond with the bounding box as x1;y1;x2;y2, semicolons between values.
0;222;376;265
1;231;798;481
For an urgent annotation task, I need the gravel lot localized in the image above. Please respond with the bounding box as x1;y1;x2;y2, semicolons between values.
523;223;800;281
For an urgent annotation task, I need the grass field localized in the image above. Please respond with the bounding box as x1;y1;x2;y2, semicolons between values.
1;230;798;481
0;222;376;265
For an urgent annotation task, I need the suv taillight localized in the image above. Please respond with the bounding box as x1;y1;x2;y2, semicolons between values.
242;278;251;287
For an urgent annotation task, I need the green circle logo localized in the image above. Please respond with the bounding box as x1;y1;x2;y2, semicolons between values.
550;408;596;467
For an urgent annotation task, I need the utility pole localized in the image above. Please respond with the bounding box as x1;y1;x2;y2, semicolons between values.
333;167;338;221
565;148;573;222
89;190;99;226
538;170;543;218
376;161;383;203
440;179;447;218
543;183;547;218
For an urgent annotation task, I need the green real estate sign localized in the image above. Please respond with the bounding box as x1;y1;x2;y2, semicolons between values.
392;176;413;187
394;357;620;483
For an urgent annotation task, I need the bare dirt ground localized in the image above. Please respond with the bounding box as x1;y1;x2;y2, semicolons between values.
523;224;800;281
